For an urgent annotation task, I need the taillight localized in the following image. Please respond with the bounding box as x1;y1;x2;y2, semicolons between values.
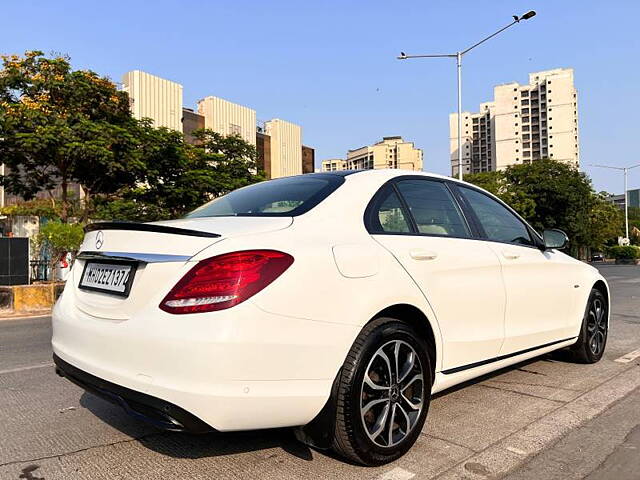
160;250;294;314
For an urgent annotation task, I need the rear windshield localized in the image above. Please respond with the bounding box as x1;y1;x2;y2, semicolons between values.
185;174;345;218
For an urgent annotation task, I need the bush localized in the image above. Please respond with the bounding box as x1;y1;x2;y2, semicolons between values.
606;245;640;260
37;222;85;281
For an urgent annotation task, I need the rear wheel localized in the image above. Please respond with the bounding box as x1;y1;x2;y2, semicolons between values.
571;288;608;363
331;317;432;465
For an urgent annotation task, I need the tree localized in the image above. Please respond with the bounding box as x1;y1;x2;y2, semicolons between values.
92;127;266;222
0;51;139;222
586;194;624;251
464;170;536;220
463;160;623;256
191;129;265;196
37;221;84;279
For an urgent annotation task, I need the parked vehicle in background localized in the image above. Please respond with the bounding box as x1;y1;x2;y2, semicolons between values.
591;252;605;262
52;170;610;465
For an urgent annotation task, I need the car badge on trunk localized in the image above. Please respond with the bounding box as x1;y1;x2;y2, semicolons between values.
95;231;104;250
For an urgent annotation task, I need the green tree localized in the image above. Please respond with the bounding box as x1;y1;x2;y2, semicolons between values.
191;129;265;196
586;194;624;251
92;127;266;222
0;51;140;222
37;221;84;278
463;160;623;255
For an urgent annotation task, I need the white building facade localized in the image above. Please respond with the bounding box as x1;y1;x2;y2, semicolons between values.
264;119;303;178
121;70;183;131
197;96;257;146
321;136;423;173
450;68;579;176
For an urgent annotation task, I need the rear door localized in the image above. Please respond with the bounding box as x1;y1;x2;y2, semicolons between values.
453;185;574;354
368;177;506;372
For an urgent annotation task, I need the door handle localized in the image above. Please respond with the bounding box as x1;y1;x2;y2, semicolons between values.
502;250;520;260
410;249;438;261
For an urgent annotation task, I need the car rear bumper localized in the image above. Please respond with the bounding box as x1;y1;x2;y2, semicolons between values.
54;353;213;433
52;290;360;431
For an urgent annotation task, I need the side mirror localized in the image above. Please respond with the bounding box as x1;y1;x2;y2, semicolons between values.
542;228;569;250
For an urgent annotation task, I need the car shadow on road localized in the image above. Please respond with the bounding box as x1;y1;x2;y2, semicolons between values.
79;352;572;463
79;392;316;461
431;352;566;399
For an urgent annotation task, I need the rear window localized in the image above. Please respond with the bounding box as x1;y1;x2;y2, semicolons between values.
185;174;345;218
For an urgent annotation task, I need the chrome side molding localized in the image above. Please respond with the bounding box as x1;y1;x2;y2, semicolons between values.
77;251;192;264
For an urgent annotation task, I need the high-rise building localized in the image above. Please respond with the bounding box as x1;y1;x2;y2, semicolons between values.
121;71;314;179
122;70;183;131
264;119;302;178
450;68;579;176
196;96;257;146
321;136;423;172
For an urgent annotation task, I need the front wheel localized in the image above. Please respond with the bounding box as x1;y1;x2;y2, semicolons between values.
331;317;432;465
570;288;608;363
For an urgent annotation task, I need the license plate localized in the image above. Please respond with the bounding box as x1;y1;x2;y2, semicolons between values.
79;261;137;297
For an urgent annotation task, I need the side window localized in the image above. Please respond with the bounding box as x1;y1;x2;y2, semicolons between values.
459;187;533;246
395;180;470;237
370;186;412;233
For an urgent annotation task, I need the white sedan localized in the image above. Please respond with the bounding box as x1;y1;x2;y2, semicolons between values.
52;169;609;465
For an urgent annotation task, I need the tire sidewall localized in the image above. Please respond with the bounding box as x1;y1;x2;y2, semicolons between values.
343;319;432;465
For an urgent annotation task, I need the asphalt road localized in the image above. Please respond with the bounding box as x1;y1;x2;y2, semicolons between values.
0;264;639;480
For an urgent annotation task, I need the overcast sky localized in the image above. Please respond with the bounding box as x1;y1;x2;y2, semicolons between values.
2;0;639;193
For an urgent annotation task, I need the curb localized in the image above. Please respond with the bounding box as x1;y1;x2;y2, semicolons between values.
433;364;640;479
0;311;52;321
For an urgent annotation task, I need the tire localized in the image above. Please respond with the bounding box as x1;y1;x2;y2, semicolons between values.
331;317;432;466
570;288;608;363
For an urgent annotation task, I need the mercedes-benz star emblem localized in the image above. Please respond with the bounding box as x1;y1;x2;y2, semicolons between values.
95;231;104;250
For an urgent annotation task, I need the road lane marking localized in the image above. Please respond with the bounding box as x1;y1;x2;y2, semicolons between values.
0;362;54;375
615;349;640;364
377;467;415;480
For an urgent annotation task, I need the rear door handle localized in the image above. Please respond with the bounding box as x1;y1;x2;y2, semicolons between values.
502;250;520;260
410;249;438;261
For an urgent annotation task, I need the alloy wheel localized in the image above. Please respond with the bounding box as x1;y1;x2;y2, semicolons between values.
587;296;607;356
360;340;425;448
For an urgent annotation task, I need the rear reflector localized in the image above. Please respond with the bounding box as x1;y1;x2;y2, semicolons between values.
159;250;294;314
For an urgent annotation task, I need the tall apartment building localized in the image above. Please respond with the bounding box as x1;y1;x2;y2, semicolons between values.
122;70;183;131
122;71;314;179
264;119;302;178
321;136;423;172
450;68;579;176
196;96;257;146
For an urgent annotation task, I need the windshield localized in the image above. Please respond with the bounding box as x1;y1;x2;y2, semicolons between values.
185;174;345;218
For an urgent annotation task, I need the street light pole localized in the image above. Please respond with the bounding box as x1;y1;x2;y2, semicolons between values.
590;163;640;242
456;51;462;183
398;10;537;181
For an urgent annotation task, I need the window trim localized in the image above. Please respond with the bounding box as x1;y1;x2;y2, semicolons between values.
449;183;543;249
364;176;475;240
185;173;346;219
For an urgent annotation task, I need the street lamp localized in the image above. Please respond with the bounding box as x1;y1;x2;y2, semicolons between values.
589;163;640;242
398;10;537;181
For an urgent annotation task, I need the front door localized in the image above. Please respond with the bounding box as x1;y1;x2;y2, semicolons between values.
455;185;574;355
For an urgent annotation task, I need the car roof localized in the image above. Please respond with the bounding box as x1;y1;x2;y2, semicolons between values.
331;168;464;184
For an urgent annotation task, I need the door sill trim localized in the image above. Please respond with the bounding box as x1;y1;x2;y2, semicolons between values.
441;336;578;375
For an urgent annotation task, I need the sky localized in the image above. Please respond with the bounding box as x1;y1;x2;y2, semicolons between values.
2;0;639;194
